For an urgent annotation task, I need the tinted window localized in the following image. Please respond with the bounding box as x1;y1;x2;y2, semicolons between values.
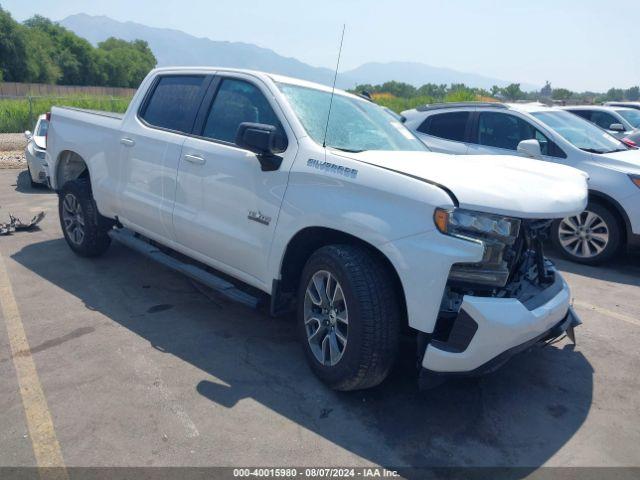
477;112;565;158
590;111;620;130
533;110;626;154
616;109;640;128
140;75;206;133
418;111;469;141
568;110;592;121
203;78;285;149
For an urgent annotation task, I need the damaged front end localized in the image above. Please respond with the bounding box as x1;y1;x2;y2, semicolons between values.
418;209;581;387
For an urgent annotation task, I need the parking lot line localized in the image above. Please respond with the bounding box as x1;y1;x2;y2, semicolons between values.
574;300;640;328
0;252;68;479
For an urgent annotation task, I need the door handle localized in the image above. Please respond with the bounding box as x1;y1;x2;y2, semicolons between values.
184;154;206;165
120;137;135;147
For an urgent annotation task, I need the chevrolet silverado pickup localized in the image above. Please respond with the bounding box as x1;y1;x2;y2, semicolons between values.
45;67;588;390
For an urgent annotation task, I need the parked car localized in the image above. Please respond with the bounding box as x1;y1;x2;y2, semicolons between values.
402;102;640;264
24;114;49;187
604;101;640;111
45;68;586;390
561;105;640;146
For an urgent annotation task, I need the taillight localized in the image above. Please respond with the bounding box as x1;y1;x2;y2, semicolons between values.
45;111;51;145
621;137;637;148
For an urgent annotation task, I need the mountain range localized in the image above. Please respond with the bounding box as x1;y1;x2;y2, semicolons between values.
60;14;539;91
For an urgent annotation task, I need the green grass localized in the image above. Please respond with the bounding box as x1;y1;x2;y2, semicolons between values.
372;90;481;113
0;95;132;133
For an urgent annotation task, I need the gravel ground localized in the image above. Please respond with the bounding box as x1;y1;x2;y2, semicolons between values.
0;133;26;152
0;134;27;169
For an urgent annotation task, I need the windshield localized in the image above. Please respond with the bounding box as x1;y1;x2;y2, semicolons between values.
35;119;49;137
277;83;427;152
532;110;627;154
616;109;640;129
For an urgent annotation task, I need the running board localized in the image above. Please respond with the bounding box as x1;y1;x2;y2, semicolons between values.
108;229;260;309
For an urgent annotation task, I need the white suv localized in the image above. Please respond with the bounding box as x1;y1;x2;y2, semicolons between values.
402;102;640;264
562;105;640;145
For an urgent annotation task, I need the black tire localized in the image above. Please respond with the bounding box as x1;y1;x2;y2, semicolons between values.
296;244;400;391
551;202;622;265
58;178;112;257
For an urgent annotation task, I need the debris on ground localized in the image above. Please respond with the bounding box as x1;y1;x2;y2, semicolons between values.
0;211;45;235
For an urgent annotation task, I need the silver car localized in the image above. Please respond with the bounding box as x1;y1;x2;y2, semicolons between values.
563;105;640;146
24;114;49;187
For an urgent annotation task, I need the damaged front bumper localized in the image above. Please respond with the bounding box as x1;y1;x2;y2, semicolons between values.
418;270;581;388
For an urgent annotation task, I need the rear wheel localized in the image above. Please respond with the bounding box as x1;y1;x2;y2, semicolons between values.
58;178;112;257
551;202;622;265
297;245;400;391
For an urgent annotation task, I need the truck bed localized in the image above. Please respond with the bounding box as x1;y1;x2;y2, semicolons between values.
56;106;125;120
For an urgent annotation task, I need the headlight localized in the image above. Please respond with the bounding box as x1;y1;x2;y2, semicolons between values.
630;174;640;189
434;208;521;287
35;149;46;160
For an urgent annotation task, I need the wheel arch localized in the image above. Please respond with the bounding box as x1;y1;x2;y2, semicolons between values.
588;189;630;243
55;150;90;190
274;226;408;325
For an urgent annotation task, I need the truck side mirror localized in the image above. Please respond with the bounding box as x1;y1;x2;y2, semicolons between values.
24;130;32;140
609;123;625;132
235;122;287;171
517;139;542;158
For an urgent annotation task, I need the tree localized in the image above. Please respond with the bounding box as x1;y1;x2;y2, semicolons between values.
540;81;552;98
0;6;29;81
97;37;156;88
378;81;416;98
552;88;573;101
502;83;524;101
490;85;501;97
24;15;100;85
417;83;447;100
625;86;640;101
606;88;625;101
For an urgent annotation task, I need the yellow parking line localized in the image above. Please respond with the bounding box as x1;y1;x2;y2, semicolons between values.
0;253;68;479
573;300;640;327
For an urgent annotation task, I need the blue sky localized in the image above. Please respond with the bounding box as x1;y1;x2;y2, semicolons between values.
3;0;637;91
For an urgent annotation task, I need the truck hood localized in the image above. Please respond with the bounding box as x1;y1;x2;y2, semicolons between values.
338;150;588;219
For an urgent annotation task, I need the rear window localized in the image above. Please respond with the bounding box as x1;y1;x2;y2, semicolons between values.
418;111;470;142
568;110;592;121
140;75;207;133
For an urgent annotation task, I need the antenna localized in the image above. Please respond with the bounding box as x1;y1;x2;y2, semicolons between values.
322;24;346;148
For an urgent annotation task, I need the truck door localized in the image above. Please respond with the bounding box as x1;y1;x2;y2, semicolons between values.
117;74;211;241
173;74;297;288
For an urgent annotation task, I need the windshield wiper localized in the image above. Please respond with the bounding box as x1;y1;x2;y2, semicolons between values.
580;148;608;154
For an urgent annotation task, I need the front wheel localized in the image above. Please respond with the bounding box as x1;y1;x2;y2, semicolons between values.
551;203;622;265
297;245;400;391
58;178;112;257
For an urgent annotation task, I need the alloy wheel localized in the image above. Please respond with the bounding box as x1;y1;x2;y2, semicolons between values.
62;193;85;245
303;270;349;366
558;210;609;259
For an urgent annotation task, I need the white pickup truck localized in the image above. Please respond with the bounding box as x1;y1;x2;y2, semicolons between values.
46;67;588;390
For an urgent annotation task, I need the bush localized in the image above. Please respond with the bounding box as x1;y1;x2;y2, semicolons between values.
0;95;131;133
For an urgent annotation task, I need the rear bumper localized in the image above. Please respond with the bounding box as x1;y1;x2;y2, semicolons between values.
26;152;48;184
421;272;576;375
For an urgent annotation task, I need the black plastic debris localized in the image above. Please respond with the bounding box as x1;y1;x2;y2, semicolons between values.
0;211;45;235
